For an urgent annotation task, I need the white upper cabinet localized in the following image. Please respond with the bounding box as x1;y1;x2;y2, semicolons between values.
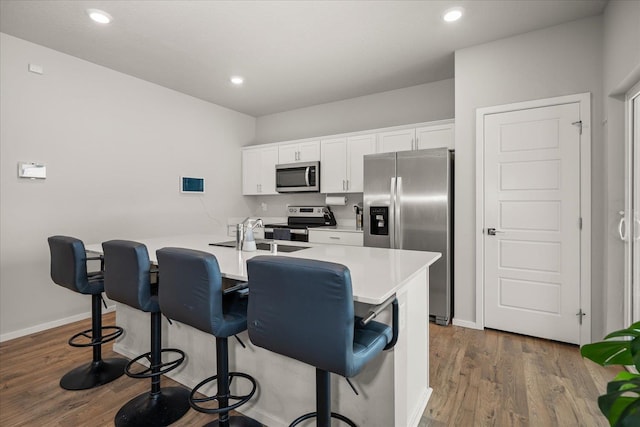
377;128;415;153
321;133;376;193
278;140;320;164
320;137;347;193
378;120;454;153
415;122;454;150
242;145;278;195
346;134;377;193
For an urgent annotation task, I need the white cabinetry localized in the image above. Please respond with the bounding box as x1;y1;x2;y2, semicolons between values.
242;145;278;195
377;128;415;153
378;120;454;153
321;133;376;193
308;229;364;246
415;122;455;150
278;140;320;163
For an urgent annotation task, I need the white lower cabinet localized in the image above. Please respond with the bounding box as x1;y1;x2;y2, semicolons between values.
308;229;363;246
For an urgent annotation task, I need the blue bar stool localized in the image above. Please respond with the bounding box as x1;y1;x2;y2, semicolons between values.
47;235;127;390
102;240;190;427
156;247;261;427
246;256;398;427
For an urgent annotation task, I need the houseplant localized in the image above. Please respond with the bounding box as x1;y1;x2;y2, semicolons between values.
581;322;640;426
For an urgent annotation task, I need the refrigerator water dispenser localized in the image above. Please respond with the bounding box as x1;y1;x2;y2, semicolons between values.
369;206;389;235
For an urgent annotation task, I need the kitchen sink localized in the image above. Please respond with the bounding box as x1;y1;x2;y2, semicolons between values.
209;240;309;253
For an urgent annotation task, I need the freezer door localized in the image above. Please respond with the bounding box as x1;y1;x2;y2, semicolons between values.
397;148;452;323
363;152;396;249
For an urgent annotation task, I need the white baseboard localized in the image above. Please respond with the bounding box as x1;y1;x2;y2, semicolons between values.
0;305;116;343
452;318;482;330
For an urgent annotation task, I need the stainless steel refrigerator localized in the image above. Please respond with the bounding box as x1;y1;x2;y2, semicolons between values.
363;148;453;325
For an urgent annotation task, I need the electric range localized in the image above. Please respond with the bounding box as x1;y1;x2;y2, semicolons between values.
263;206;336;242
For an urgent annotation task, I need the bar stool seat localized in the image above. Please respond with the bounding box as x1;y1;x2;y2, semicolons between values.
157;247;261;427
103;240;190;427
247;256;396;427
48;235;127;390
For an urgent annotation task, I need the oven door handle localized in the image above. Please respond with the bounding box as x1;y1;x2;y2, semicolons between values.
305;167;310;187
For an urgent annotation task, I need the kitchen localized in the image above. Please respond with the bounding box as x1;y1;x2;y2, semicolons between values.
1;1;638;426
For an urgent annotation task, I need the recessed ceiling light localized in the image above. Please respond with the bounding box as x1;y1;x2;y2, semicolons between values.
87;9;112;24
230;76;244;86
443;7;463;23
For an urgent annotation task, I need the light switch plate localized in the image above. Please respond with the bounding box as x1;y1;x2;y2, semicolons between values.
18;162;46;179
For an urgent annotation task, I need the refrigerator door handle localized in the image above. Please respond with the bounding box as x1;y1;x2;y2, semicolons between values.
390;177;396;248
396;176;403;249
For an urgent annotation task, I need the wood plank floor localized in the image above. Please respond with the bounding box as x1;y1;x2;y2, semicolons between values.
0;313;617;426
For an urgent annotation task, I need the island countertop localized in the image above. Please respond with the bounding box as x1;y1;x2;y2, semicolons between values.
87;233;440;305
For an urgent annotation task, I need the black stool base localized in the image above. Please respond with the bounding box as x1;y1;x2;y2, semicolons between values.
290;412;356;427
60;357;128;390
204;415;263;427
114;386;190;427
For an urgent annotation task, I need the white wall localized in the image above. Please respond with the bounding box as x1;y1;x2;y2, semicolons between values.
0;33;256;339
249;79;454;221
602;0;640;333
454;17;605;338
254;79;454;144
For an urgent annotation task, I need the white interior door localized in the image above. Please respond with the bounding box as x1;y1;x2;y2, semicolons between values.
483;102;582;344
632;89;640;323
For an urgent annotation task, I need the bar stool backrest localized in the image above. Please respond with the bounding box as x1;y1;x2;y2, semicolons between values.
156;247;227;336
48;235;96;295
247;256;355;377
102;240;157;312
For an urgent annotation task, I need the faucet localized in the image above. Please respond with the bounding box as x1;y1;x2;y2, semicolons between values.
236;218;263;250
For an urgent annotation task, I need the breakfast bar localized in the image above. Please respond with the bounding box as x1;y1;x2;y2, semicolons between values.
86;234;440;427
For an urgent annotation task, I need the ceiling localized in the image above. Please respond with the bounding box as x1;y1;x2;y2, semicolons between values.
0;0;607;117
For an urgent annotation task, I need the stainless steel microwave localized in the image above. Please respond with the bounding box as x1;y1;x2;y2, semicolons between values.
276;161;320;193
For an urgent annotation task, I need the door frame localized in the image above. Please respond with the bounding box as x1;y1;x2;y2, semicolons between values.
624;81;640;326
475;93;592;345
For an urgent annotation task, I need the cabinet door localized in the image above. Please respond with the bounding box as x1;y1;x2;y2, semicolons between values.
416;124;454;150
278;143;299;164
242;148;262;195
377;129;415;153
346;134;377;193
259;146;279;195
320;137;347;193
298;140;321;161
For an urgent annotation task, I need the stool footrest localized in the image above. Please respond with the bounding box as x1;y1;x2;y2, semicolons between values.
290;411;357;427
68;325;124;348
189;371;257;414
125;348;185;379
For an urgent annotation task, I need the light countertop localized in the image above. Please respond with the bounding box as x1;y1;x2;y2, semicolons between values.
311;225;364;233
87;234;440;305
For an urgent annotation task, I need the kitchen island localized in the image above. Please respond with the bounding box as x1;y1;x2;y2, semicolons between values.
86;234;440;427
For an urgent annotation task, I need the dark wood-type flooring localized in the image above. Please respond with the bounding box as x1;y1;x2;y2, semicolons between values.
0;312;617;426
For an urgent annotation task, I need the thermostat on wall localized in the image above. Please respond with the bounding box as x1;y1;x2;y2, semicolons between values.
180;176;205;193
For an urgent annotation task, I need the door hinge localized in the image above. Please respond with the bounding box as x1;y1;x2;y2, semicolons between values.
579;217;583;229
576;308;586;325
572;120;583;135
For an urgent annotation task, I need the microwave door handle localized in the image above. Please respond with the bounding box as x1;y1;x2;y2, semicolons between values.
305;167;310;187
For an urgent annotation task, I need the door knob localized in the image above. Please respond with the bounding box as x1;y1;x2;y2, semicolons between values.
487;228;504;236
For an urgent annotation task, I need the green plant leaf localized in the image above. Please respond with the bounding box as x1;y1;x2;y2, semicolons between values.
605;324;640;340
615;398;640;427
582;341;633;366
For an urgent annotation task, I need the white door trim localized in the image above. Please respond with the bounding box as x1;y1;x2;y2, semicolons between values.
475;93;592;345
624;81;640;326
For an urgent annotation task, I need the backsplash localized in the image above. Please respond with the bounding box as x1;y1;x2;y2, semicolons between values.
246;193;363;225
